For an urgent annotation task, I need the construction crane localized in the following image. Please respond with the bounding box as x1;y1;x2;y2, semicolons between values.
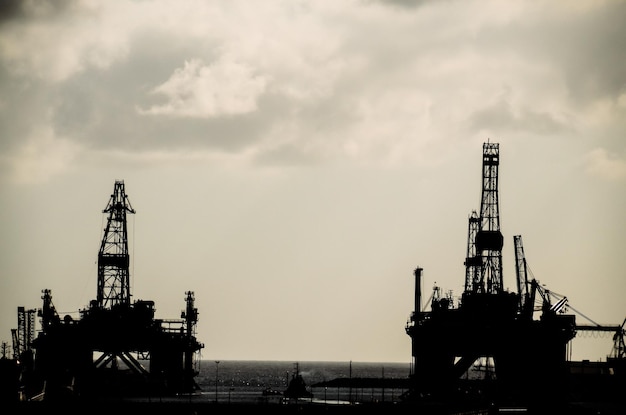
513;235;626;373
513;235;533;317
513;234;572;319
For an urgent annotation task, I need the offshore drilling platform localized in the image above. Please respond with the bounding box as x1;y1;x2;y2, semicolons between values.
405;142;625;406
4;181;204;402
2;143;624;411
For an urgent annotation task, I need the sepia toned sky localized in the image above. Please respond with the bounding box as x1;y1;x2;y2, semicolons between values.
1;0;625;363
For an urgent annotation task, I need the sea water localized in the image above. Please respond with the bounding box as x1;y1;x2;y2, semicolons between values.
186;360;412;405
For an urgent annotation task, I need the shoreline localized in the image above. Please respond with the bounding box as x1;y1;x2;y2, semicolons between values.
6;398;626;415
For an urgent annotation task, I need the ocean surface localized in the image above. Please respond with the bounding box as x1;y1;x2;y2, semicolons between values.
183;360;412;405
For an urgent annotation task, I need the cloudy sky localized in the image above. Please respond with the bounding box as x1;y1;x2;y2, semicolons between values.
1;0;625;364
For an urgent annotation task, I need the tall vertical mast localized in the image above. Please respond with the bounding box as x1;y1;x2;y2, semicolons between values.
97;180;136;309
464;210;481;293
476;142;503;294
182;291;201;390
15;307;35;357
413;267;423;317
514;235;529;311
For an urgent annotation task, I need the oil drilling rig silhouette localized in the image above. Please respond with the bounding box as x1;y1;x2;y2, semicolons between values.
405;142;625;405
11;180;204;401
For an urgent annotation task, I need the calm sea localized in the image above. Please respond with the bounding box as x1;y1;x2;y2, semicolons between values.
186;360;412;405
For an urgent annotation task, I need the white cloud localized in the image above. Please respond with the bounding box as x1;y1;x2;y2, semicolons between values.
619;91;626;109
138;58;268;118
585;148;626;181
1;127;82;184
1;0;625;365
0;2;129;82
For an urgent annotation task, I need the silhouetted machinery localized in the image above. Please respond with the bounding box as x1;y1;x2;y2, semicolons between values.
18;181;204;401
405;142;579;405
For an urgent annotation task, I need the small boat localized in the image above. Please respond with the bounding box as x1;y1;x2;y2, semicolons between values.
283;363;313;399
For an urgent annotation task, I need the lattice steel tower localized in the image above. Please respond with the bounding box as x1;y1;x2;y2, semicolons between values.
475;142;503;294
13;306;36;358
97;180;136;309
464;210;481;293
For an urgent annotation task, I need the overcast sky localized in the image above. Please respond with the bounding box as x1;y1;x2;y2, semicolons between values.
1;0;625;364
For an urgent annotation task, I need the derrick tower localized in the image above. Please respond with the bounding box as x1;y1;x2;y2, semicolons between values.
475;141;503;294
97;180;135;309
20;180;204;400
406;142;577;405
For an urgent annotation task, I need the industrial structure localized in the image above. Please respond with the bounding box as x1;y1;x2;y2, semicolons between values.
405;142;625;406
5;180;204;402
2;146;624;410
